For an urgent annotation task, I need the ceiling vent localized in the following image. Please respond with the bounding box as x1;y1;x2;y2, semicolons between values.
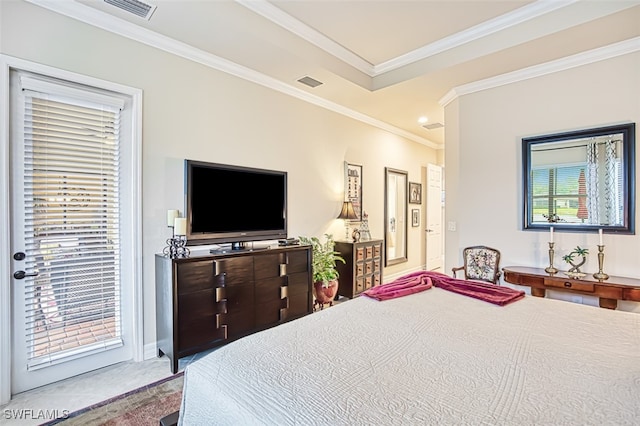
422;122;444;130
297;76;323;88
104;0;157;20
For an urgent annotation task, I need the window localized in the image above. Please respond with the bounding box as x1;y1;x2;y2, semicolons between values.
531;164;587;224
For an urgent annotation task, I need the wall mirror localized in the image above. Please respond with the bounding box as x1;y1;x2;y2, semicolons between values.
523;123;635;234
385;167;408;266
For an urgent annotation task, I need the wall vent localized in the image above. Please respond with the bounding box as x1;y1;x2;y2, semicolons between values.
422;122;444;130
297;76;323;88
104;0;157;20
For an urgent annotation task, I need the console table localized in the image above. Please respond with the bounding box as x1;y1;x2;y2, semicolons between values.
502;266;640;310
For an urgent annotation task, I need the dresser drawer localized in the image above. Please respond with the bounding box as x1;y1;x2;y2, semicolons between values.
623;288;640;302
503;270;541;287
177;260;216;294
365;246;373;259
544;278;594;293
365;261;373;275
365;275;373;290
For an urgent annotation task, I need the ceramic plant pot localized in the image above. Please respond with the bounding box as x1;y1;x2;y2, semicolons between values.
313;279;338;310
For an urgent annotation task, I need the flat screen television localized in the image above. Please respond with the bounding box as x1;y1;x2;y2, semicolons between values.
185;160;287;247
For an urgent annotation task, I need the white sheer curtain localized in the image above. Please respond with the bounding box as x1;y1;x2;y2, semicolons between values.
586;142;599;225
604;141;621;226
587;140;620;226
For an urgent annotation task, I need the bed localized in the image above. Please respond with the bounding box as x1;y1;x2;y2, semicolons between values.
178;275;640;425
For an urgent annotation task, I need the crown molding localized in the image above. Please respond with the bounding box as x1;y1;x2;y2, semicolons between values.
439;37;640;107
237;0;578;77
235;0;375;76
25;0;438;149
374;0;577;75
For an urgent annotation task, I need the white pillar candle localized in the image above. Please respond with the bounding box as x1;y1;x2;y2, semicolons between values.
174;218;187;236
599;228;603;245
549;226;553;243
167;209;179;227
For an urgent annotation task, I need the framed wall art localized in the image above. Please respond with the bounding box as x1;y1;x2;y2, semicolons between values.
345;162;363;221
409;182;422;204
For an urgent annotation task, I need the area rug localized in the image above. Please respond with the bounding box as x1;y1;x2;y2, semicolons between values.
41;373;183;426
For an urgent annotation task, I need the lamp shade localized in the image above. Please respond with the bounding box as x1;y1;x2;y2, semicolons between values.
337;201;358;220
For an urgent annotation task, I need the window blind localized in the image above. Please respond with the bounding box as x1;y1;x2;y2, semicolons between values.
531;165;586;224
21;80;124;370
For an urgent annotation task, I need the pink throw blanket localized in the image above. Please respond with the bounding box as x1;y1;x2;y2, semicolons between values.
425;270;524;305
363;270;525;305
362;271;432;301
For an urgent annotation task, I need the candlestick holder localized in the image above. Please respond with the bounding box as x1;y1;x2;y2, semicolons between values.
164;221;190;260
164;235;190;259
593;244;609;281
544;242;558;274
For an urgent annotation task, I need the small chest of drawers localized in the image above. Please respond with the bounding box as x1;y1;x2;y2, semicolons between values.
335;240;383;298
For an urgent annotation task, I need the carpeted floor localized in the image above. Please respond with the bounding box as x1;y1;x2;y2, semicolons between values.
40;373;183;426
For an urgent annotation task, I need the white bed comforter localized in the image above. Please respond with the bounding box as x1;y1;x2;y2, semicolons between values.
179;288;640;425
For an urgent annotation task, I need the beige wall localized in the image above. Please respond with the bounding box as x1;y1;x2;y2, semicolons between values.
444;52;640;311
1;2;437;348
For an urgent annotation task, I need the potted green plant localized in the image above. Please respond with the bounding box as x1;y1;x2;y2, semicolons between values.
298;234;345;310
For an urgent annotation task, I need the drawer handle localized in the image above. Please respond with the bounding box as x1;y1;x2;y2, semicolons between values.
564;281;572;288
220;300;228;314
214;262;228;278
280;285;288;299
220;324;228;340
280;263;287;277
216;313;228;329
281;297;289;309
215;287;226;302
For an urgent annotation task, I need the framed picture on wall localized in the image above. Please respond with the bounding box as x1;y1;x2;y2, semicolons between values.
409;182;422;204
345;162;363;221
412;209;420;227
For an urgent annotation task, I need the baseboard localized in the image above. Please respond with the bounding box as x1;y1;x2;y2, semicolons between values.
143;342;158;360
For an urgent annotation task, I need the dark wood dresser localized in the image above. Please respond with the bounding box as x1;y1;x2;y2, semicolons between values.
155;245;312;373
335;239;383;298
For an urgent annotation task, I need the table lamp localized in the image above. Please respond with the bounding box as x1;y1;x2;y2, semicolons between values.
337;201;358;240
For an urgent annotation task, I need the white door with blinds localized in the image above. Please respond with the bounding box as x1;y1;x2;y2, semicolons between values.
9;71;134;393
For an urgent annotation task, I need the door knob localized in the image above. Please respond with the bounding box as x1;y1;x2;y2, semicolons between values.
13;270;39;280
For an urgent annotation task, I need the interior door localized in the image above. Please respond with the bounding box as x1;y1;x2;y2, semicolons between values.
9;70;133;393
426;164;443;271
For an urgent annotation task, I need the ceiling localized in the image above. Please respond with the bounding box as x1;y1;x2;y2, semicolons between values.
37;0;640;148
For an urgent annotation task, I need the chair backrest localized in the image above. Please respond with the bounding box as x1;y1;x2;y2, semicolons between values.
462;246;501;284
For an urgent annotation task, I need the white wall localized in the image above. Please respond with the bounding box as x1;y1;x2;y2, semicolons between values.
0;1;438;348
444;52;640;311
